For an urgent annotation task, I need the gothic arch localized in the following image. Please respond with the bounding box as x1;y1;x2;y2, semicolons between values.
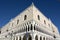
28;35;32;40
23;34;32;40
28;25;29;31
40;36;42;40
19;36;21;40
43;37;45;40
23;35;26;40
35;35;38;40
31;24;33;30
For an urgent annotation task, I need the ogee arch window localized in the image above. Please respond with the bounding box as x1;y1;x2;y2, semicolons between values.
24;15;27;20
38;15;40;20
17;19;19;24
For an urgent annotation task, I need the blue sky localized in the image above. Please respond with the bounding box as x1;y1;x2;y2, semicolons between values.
0;0;60;33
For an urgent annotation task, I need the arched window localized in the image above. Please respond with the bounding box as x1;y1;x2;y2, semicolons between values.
31;24;33;30
26;26;27;31
19;36;21;40
28;35;32;40
43;37;45;40
24;15;27;20
28;25;29;31
0;31;1;34
35;35;38;40
34;25;35;30
17;19;19;24
44;20;46;24
23;35;26;40
40;36;42;40
54;35;56;38
23;34;32;40
38;15;40;20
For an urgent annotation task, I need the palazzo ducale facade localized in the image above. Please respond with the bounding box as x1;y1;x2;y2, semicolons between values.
0;3;60;40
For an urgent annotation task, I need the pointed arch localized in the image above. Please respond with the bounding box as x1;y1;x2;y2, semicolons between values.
23;35;26;40
37;15;40;20
28;25;29;31
43;37;45;40
31;24;33;30
40;36;42;40
19;36;21;40
23;34;32;40
35;35;38;40
24;15;27;20
28;35;32;40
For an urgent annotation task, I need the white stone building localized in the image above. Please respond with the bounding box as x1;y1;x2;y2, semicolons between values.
0;3;60;40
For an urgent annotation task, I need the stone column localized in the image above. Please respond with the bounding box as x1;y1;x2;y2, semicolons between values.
18;36;19;40
32;21;35;31
27;25;28;32
30;33;35;40
32;35;35;40
38;35;40;40
15;36;16;40
42;36;43;40
45;37;46;40
21;36;23;40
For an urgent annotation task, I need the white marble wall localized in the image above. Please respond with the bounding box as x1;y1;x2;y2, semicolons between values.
0;3;60;40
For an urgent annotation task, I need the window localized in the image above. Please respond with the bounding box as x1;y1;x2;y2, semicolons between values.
31;24;33;30
26;26;27;31
40;36;42;40
23;35;26;40
28;35;32;40
54;35;56;38
43;37;45;40
28;25;29;31
19;36;21;40
35;35;38;40
24;15;27;20
0;31;1;34
38;15;40;20
17;19;19;24
44;20;46;24
23;34;32;40
6;29;8;32
34;25;35;30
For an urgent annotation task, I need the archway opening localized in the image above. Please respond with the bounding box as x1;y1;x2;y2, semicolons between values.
23;34;32;40
19;36;21;40
35;35;38;40
40;36;42;40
